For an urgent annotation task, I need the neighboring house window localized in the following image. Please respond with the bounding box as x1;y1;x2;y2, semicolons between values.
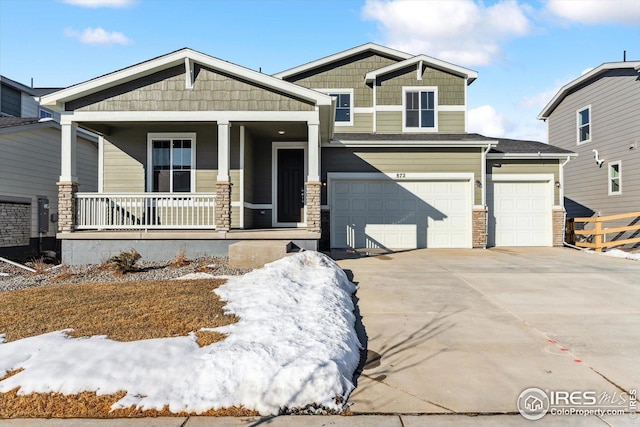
608;161;621;195
147;133;196;192
577;106;591;144
39;108;53;119
403;87;437;132
319;89;353;126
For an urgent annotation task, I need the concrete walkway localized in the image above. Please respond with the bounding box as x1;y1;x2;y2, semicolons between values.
336;247;640;424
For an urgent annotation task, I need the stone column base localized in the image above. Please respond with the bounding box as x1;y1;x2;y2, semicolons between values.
306;182;321;233
472;207;488;249
215;182;232;232
57;181;79;233
552;209;566;247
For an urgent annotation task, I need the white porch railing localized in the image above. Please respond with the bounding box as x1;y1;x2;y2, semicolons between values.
75;193;217;230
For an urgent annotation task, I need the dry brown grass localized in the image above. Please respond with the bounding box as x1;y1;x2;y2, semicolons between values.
29;257;49;275
0;388;259;418
170;249;191;268
0;279;235;343
0;278;248;418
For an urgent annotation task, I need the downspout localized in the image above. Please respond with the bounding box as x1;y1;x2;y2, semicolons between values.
559;155;584;250
481;144;492;246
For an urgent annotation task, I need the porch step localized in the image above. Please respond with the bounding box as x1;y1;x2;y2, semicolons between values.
228;240;295;269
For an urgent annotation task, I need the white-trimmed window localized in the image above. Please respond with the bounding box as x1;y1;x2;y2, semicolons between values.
319;89;353;126
577;106;591;144
39;108;53;119
403;86;438;132
608;161;621;195
147;133;196;192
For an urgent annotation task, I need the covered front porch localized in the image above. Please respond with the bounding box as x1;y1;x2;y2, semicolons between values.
57;118;325;235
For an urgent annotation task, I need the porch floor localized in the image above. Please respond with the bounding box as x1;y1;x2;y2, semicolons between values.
58;228;321;240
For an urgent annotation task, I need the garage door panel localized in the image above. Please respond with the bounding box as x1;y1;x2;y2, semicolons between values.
332;179;471;249
488;181;551;247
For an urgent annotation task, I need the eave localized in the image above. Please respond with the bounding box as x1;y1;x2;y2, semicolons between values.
364;55;478;85
538;61;640;120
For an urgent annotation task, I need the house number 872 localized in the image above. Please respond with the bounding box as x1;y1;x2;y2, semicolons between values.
396;173;406;178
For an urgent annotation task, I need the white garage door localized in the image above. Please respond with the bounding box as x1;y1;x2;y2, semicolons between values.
487;180;552;247
331;179;472;249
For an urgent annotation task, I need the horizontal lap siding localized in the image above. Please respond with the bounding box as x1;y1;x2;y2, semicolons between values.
0;127;97;237
322;147;482;205
337;113;373;133
547;69;640;217
438;111;465;133
67;65;314;112
376;111;402;133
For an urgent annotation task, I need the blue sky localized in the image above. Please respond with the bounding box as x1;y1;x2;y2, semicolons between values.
2;0;640;142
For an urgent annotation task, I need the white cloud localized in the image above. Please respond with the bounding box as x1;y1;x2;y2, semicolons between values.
361;0;532;66
469;104;548;142
64;27;132;45
468;105;506;137
520;87;560;110
546;0;640;25
63;0;135;7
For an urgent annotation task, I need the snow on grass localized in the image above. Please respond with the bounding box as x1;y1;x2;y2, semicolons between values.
600;248;640;261
0;251;361;415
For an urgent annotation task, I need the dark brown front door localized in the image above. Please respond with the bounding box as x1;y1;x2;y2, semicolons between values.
277;149;304;223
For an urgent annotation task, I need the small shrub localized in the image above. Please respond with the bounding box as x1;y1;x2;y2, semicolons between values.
107;249;141;274
170;249;190;268
51;265;74;283
29;257;49;275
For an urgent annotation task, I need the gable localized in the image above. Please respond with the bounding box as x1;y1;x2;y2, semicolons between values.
376;65;466;106
283;52;400;108
65;64;315;112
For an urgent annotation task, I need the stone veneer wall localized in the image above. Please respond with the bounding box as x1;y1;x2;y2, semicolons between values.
306;182;321;233
0;200;31;247
472;208;488;249
552;209;565;247
215;182;232;231
57;182;78;233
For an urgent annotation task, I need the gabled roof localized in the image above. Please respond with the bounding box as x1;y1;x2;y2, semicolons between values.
364;54;477;85
538;61;640;120
0;75;35;95
273;43;413;79
41;48;333;108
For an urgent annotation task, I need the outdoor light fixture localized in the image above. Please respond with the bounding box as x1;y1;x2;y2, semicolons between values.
555;181;561;188
278;130;286;135
475;180;482;188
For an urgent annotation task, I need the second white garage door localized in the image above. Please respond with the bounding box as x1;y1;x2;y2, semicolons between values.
331;178;472;249
487;180;552;247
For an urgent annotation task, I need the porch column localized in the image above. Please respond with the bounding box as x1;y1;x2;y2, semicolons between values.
216;120;232;231
57;122;78;233
306;122;321;233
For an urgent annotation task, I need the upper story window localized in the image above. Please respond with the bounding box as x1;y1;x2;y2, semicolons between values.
39;108;53;119
577;106;591;144
147;133;196;193
319;89;353;126
608;161;621;195
403;87;438;132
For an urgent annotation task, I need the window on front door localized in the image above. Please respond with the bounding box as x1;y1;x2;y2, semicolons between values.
404;88;437;131
149;136;195;192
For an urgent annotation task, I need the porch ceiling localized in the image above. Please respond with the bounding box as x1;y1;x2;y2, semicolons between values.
79;121;310;141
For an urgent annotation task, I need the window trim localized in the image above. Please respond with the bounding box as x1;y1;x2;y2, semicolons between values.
608;160;621;196
402;86;438;133
317;88;354;127
146;132;197;193
39;108;53;119
576;105;591;145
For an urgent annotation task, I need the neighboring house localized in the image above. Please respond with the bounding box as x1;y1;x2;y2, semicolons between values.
539;61;640;245
0;76;98;258
39;44;574;264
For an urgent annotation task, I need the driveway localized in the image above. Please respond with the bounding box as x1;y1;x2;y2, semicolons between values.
336;247;640;422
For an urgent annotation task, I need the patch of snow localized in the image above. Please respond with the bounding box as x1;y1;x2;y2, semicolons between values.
211;274;237;280
0;272;10;277
0;251;361;415
601;249;640;261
